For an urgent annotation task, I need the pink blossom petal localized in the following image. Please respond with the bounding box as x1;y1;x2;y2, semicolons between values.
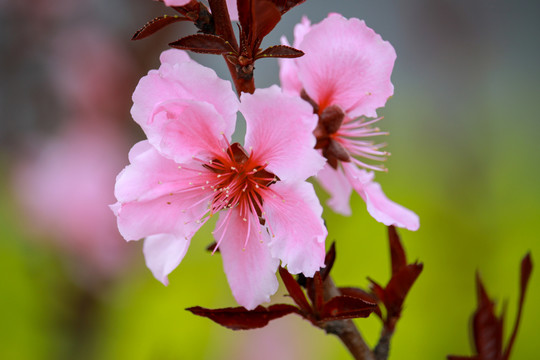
159;47;191;65
132;49;238;144
241;86;325;182
115;141;192;203
316;163;353;216
113;142;210;241
114;190;207;241
215;209;279;310
296;14;396;118
278;36;302;95
143;233;191;285
292;16;312;48
263;181;326;276
163;0;191;6
226;0;238;21
278;16;311;95
343;163;419;231
149;100;228;163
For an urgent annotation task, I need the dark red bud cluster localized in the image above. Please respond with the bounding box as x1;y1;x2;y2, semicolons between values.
132;0;306;82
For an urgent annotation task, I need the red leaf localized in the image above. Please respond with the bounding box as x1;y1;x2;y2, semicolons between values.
388;225;407;275
161;0;200;16
313;272;324;313
169;34;235;54
252;0;281;42
132;15;190;40
368;278;386;304
187;304;299;330
256;45;304;59
338;287;382;318
237;0;253;37
278;267;312;314
319;295;377;322
503;253;533;360
383;263;423;318
268;0;306;14
473;274;503;360
339;287;379;304
320;242;336;281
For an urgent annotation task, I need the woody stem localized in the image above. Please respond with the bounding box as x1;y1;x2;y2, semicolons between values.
207;0;255;95
322;276;375;360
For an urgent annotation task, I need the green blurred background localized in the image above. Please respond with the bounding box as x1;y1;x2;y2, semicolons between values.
1;0;539;359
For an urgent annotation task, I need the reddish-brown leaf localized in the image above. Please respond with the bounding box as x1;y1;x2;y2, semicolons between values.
279;267;312;314
237;0;253;37
161;0;200;15
169;34;234;54
187;304;299;330
368;278;386;304
503;253;533;360
268;0;306;14
473;274;503;360
339;287;379;304
256;45;304;59
383;263;423;317
320;242;336;281
319;295;377;322
312;272;324;313
339;287;382;318
132;15;190;40
388;225;407;275
252;0;281;42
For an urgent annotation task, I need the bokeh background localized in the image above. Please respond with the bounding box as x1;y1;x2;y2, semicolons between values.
1;0;539;359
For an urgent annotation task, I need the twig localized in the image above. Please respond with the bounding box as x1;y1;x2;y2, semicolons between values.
207;0;255;94
322;276;375;360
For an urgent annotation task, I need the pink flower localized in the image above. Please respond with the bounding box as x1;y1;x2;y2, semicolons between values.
14;121;133;283
279;14;419;231
113;50;327;309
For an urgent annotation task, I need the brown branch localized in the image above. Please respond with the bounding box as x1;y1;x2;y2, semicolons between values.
373;326;393;360
207;0;255;94
322;276;375;360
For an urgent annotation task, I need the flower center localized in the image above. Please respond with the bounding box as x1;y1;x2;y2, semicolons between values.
203;142;278;221
301;88;389;172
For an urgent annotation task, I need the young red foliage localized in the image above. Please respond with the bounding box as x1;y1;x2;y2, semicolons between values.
132;16;190;40
447;253;533;360
367;226;423;331
187;304;300;330
169;34;235;54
